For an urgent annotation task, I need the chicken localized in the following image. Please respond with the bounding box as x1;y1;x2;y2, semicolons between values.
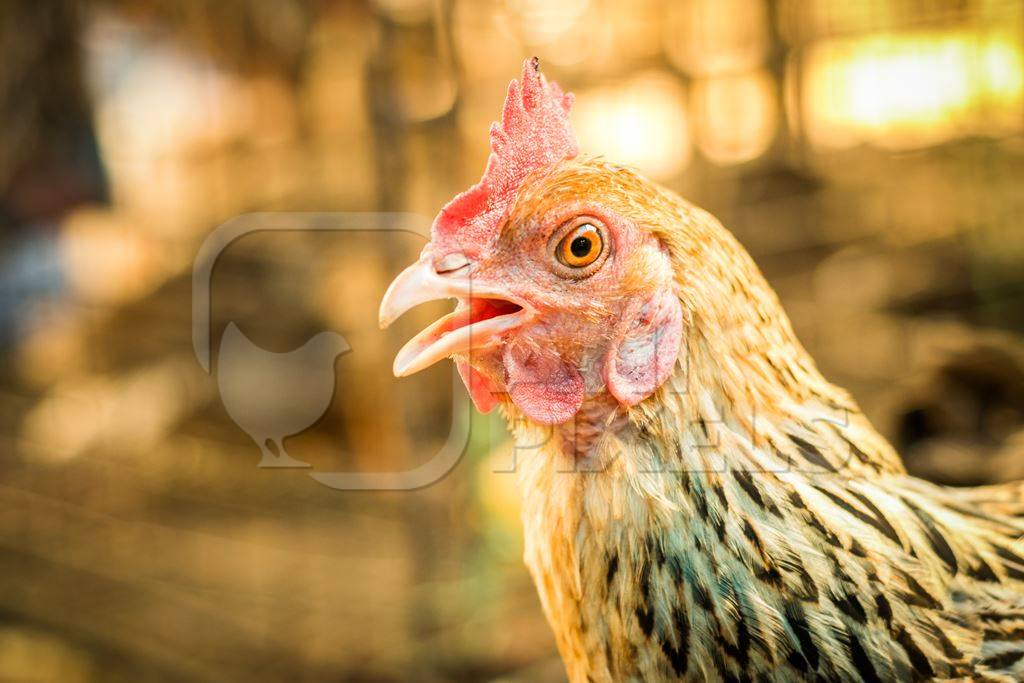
379;59;1024;681
218;322;349;467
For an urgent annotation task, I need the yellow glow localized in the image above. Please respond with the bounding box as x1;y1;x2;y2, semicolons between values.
665;0;769;76
15;307;86;388
983;39;1024;105
692;69;777;165
478;441;524;532
802;31;1024;150
20;358;204;463
371;0;433;24
573;72;691;179
506;0;590;46
59;208;174;305
453;1;523;79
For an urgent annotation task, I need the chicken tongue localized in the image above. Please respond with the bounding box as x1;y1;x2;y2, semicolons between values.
503;341;584;425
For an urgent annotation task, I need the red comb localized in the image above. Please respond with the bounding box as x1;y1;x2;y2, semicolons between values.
432;58;578;257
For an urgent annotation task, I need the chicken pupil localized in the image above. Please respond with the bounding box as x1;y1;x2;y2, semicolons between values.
570;236;592;257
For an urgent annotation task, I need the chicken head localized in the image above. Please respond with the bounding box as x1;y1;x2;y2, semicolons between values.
379;59;682;425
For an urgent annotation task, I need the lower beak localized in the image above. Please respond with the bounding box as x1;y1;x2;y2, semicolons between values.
379;255;532;377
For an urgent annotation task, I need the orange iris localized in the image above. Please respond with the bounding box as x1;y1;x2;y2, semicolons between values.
557;224;603;268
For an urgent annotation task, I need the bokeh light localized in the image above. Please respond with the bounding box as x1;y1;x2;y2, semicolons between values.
573;71;691;179
665;0;769;76
691;69;778;165
800;30;1024;150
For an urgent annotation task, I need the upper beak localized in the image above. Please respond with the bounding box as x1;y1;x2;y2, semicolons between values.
379;254;533;377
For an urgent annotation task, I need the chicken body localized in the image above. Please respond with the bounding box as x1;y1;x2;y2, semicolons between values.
380;61;1024;681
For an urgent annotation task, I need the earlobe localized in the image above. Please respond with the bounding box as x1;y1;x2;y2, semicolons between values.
603;289;683;407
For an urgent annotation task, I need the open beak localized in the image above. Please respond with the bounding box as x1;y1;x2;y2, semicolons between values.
379;254;533;377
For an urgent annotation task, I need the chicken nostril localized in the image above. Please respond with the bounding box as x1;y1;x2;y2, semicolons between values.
435;253;472;274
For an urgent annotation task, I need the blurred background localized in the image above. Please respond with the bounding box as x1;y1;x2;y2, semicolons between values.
1;0;1023;680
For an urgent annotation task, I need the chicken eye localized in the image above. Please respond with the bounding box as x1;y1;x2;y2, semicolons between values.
556;224;604;268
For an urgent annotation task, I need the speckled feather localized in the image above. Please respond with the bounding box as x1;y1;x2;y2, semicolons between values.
502;159;1024;682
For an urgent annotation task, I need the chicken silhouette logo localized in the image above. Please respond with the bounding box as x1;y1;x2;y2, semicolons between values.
216;322;350;468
